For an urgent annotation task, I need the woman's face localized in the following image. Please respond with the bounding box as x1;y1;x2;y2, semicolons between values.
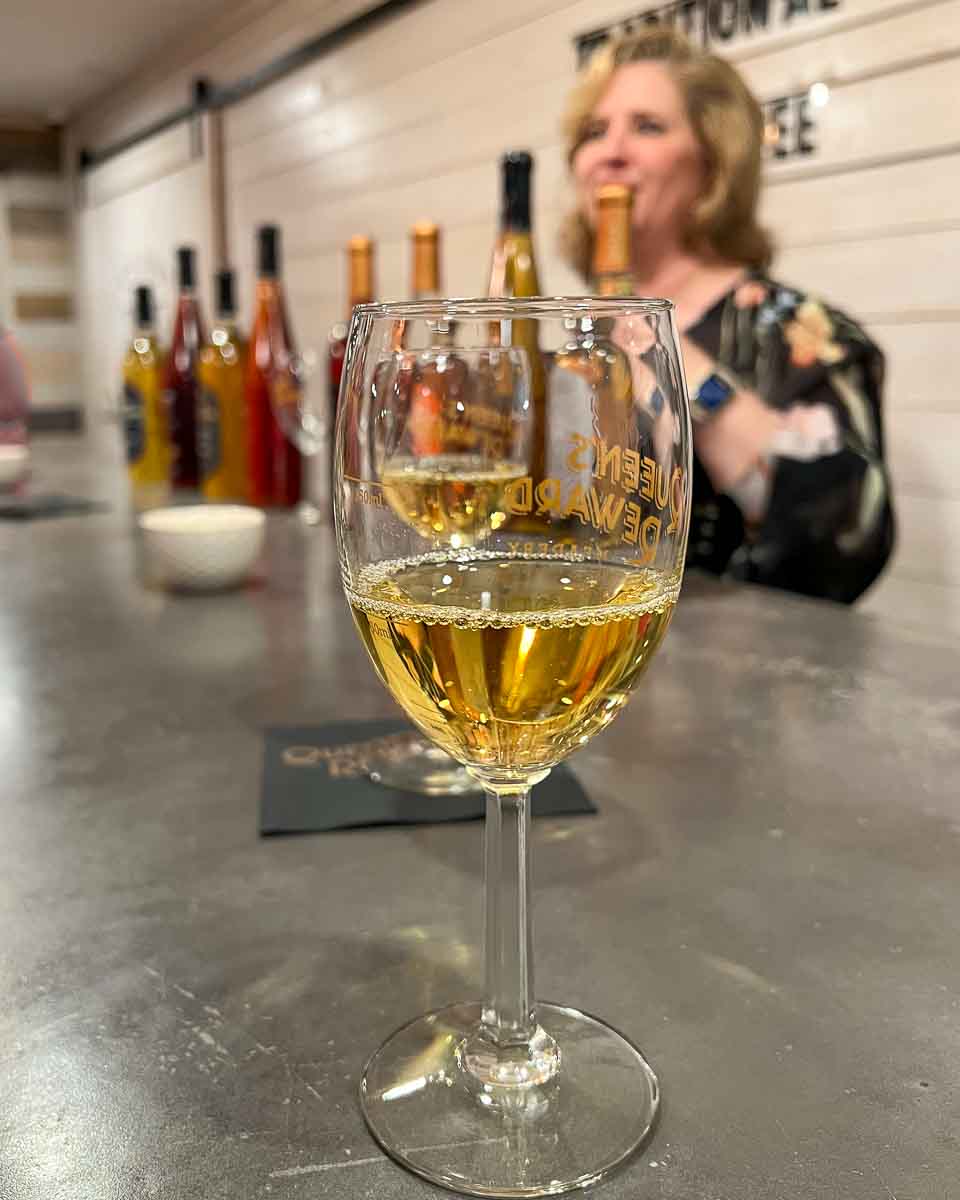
573;62;706;249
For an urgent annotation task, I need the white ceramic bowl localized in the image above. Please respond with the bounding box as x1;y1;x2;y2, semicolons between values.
139;504;266;591
0;444;30;489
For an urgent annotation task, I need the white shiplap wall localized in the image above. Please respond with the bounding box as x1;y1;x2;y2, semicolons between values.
0;173;80;415
69;0;960;631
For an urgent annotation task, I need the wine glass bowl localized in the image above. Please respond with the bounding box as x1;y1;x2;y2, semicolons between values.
335;296;691;1196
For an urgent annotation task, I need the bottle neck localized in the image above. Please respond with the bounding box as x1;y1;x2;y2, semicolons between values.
502;199;531;234
412;234;440;300
592;191;633;297
211;317;239;345
501;160;533;233
256;277;282;303
348;261;374;313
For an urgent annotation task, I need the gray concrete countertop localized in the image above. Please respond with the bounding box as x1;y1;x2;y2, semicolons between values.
1;436;957;1198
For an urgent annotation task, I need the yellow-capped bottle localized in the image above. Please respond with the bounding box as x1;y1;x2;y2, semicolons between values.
548;185;635;496
123;285;170;510
592;184;634;296
198;269;248;501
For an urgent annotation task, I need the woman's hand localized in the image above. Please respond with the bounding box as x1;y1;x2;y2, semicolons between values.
681;334;782;496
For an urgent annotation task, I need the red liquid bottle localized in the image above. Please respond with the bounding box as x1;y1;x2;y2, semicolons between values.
245;225;301;507
164;246;205;489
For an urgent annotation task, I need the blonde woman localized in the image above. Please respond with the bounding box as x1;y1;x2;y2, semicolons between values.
563;28;893;602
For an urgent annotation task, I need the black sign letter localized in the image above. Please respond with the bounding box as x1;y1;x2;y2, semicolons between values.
743;0;771;31
797;96;815;155
708;0;739;39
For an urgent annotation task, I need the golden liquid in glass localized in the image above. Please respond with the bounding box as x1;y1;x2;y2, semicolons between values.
380;455;527;547
349;554;678;773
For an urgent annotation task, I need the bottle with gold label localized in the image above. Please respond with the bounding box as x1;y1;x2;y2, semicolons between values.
547;185;635;496
123;285;170;510
592;184;634;297
405;222;467;458
198;269;247;501
329;236;376;507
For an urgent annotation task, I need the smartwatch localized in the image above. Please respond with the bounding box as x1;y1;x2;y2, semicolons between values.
690;370;737;424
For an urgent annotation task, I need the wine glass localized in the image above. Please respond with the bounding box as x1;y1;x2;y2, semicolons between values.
335;296;691;1196
275;331;490;796
270;348;329;525
361;325;532;798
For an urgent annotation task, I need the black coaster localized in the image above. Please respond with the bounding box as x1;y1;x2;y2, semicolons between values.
0;493;108;521
260;719;596;835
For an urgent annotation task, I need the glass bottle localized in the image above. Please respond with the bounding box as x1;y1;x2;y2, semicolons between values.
164;246;205;490
198;269;248;502
245;225;302;507
123;285;170;510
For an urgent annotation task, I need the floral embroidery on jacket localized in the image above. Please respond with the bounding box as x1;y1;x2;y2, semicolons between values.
688;275;895;604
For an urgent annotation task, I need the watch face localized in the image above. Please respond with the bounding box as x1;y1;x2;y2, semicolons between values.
698;373;735;412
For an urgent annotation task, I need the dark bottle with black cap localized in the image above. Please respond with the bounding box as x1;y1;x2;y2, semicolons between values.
245;225;301;507
198;269;247;501
488;151;542;299
164;246;206;489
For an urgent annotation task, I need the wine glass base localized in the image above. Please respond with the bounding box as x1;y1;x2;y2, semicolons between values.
368;735;482;796
359;1001;659;1197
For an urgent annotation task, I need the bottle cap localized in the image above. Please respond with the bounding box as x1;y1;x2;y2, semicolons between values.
215;268;236;317
257;225;281;278
177;246;196;290
347;236;375;305
411;222;440;296
593;185;633;277
501;151;534;232
134;285;153;327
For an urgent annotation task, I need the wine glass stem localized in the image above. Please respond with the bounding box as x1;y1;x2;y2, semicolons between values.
482;785;536;1045
462;781;560;1090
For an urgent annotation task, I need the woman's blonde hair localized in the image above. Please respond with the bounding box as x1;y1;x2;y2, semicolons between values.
560;27;774;278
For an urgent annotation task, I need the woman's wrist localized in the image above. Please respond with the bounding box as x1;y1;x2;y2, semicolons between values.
681;337;738;425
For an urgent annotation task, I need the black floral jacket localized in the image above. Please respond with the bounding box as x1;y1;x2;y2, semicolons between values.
686;276;895;604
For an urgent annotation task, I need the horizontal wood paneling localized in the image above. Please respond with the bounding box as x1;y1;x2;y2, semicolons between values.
70;0;392;151
8;262;75;293
9;231;71;266
28;381;81;412
762;152;960;248
867;322;960;414
886;413;960;500
889;494;960;588
770;55;960;182
225;0;946;155
7;205;67;236
1;172;67;207
84;123;196;208
229;62;960;253
10;323;79;353
19;347;83;389
226;0;569;150
71;0;960;628
742;0;960;96
776;230;960;320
